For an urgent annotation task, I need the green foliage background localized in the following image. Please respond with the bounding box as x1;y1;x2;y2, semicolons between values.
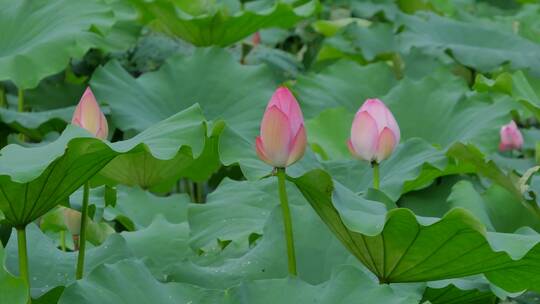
2;0;540;303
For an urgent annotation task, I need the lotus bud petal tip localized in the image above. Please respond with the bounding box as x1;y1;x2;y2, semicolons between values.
256;86;307;168
72;87;108;140
348;98;400;163
499;120;523;152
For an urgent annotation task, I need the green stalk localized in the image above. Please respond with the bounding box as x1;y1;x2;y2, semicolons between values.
0;84;6;108
76;182;90;279
17;88;25;141
17;227;31;303
60;230;66;252
276;167;297;276
17;88;24;112
372;162;380;190
196;182;204;203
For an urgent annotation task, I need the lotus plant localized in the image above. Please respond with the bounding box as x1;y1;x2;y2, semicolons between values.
71;87;108;279
256;86;306;275
348;98;400;189
499;120;523;152
62;208;82;250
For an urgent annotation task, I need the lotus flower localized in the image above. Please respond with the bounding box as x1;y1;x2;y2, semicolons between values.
63;207;81;236
252;32;261;46
499;120;523;151
256;87;307;168
348;98;400;163
71;87;108;139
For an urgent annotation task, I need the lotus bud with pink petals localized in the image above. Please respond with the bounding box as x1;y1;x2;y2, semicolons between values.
71;87;108;140
499;120;523;151
348;98;400;163
63;207;82;236
256;86;307;168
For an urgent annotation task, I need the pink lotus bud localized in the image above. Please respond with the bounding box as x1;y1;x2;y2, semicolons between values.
256;87;307;168
62;207;81;236
252;32;261;46
71;87;108;140
348;98;400;163
499;120;523;151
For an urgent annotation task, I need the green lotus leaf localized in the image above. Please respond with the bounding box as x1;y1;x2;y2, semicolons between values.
59;259;423;304
59;259;222;304
5;224;132;298
293;61;396;117
104;186;189;230
0;104;207;226
0;243;27;304
40;207;115;248
128;0;318;47
0;107;73;141
225;264;423;304
402;178;540;233
423;275;511;304
296;61;513;153
321;138;448;202
398;12;540;75
169;198;350;288
91;48;275;133
447;143;522;199
91;47;318;179
0;0;116;89
475;70;540;121
121;216;192;278
293;169;540;292
324;22;397;61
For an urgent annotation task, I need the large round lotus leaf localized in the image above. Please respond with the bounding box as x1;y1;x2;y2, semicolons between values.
398;12;540;76
293;61;397;117
58;259;223;304
5;224;132;298
321;138;448;201
293;169;540;293
58;260;423;304
296;61;513;153
402;179;540;233
91;47;276;135
0;105;208;226
91;47;317;179
0;0;116;89
128;0;317;47
120;216;193;278
0;107;73;141
104;186;189;230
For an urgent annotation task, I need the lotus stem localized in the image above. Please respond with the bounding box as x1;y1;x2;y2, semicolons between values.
372;162;380;190
16;226;31;303
276;167;297;276
18;88;25;141
17;88;24;112
0;84;5;108
76;182;90;279
60;230;66;252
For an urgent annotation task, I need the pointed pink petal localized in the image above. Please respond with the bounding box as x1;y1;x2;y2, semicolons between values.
286;124;306;166
95;111;109;140
267;86;304;134
347;139;357;157
256;136;272;165
72;87;108;139
376;127;397;162
500;121;523;151
260;106;292;167
358;98;400;142
350;111;379;161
